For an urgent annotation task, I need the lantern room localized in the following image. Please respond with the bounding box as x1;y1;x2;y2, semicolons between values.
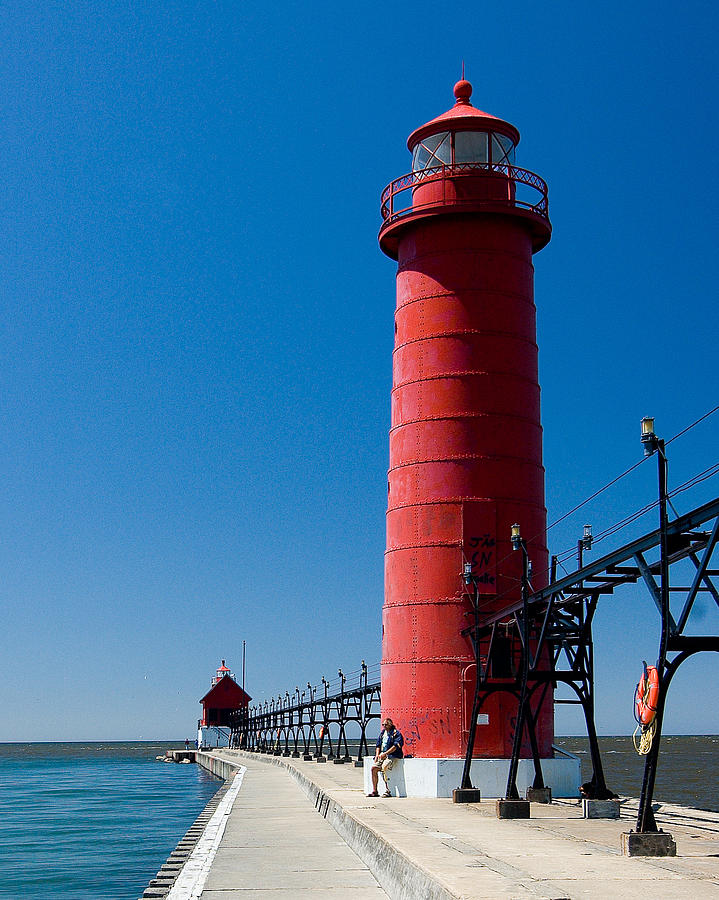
408;79;518;172
211;659;233;687
379;79;550;258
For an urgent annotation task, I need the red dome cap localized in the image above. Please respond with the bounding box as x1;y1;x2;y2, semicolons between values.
453;79;472;104
407;79;520;150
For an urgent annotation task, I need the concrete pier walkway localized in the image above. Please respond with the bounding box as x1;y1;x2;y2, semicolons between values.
149;749;719;899
159;755;387;899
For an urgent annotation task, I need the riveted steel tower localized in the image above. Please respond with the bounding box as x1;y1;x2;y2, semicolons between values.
379;79;553;760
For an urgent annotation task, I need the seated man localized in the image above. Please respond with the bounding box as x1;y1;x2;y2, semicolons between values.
368;717;404;797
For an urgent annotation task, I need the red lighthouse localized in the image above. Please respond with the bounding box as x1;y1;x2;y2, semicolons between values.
197;660;251;749
379;80;553;765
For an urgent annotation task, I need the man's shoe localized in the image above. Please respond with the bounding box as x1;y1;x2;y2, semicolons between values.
382;791;392;798
366;791;379;797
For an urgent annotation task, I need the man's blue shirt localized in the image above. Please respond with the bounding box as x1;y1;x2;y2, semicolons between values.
376;728;404;758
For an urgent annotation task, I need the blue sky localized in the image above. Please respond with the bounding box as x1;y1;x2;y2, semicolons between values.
1;1;717;740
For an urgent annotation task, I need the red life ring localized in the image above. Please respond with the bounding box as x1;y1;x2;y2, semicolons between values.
635;665;660;726
319;726;325;739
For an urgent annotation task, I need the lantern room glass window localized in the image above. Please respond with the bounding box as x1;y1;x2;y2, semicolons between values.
491;134;515;165
412;132;451;171
412;130;516;173
454;131;488;164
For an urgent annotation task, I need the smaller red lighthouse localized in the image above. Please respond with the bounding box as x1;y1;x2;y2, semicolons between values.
198;660;251;748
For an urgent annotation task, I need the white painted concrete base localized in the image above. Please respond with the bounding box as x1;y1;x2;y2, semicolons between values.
197;725;232;749
363;749;581;799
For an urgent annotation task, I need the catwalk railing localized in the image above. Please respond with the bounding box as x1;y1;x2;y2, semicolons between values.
228;662;381;765
460;493;719;829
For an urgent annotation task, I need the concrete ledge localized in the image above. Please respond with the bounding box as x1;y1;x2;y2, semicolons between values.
196;751;242;781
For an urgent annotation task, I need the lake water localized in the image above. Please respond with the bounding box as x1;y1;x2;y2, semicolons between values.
0;742;221;899
555;734;719;811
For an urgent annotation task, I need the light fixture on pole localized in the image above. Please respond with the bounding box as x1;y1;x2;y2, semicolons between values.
641;416;658;456
463;560;473;585
511;523;522;551
578;523;593;569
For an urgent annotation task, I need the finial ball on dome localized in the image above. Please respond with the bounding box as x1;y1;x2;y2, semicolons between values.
453;79;472;103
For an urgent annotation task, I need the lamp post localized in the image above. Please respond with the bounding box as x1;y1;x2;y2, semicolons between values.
304;681;315;761
261;703;266;752
575;523;593;595
267;698;274;754
335;669;345;764
507;525;530;794
636;417;670;833
242;639;246;692
357;660;369;767
578;524;593;570
453;560;484;803
496;524;532;817
283;691;292;757
290;685;301;758
337;668;352;763
275;695;283;755
316;676;329;762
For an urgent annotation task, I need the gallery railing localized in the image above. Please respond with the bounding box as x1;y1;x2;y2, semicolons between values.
379;162;549;225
